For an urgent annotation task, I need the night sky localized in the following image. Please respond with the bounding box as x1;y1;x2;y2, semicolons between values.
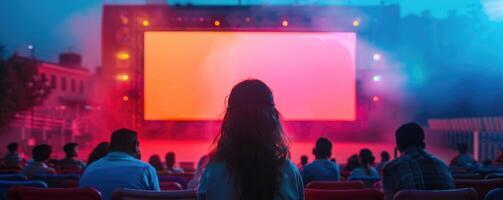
0;0;482;71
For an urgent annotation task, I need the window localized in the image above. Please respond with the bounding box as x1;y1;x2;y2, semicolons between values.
79;80;84;94
71;79;76;92
50;75;56;89
61;77;67;91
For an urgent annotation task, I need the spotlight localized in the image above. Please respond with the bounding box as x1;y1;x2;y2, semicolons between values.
116;74;129;81
372;75;381;82
282;20;289;27
142;20;150;27
352;19;361;27
116;52;130;60
372;96;380;102
122;96;129;102
373;53;381;61
28;45;34;50
245;17;251;23
213;20;221;27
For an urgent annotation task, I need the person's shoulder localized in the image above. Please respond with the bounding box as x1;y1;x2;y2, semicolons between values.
383;156;407;171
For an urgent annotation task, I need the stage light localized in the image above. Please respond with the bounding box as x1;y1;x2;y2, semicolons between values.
199;17;205;22
142;20;150;27
122;95;129;102
28;44;34;50
213;20;221;27
372;96;380;102
116;74;129;81
352;19;360;27
245;17;251;23
372;75;381;82
116;52;130;60
373;53;381;61
282;20;289;27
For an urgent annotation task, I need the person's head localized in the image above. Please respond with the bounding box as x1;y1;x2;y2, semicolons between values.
32;144;52;162
149;154;164;171
165;152;176;169
381;151;390;162
63;143;78;158
457;143;469;154
109;128;140;158
300;155;308;166
211;79;288;200
313;137;332;159
395;122;425;152
358;149;375;169
7;142;18;154
87;142;109;165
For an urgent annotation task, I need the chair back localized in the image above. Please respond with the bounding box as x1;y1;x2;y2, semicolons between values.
158;176;188;189
58;166;84;175
305;188;384;200
160;181;183;191
112;188;196;200
0;174;27;181
453;173;483;180
0;181;47;200
8;186;102;200
30;173;80;188
348;176;381;188
486;173;503;179
0;166;22;174
485;188;503;200
456;178;503;199
306;181;365;190
393;188;478;200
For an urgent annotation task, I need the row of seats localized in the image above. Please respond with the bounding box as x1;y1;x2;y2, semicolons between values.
5;186;503;200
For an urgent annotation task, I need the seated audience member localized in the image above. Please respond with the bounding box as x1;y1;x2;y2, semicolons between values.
198;79;304;200
188;155;209;189
344;154;360;171
302;137;340;185
297;155;308;171
450;143;477;169
349;149;379;179
59;142;86;169
21;144;56;178
148;154;164;171
165;152;184;174
3;142;22;166
383;123;454;200
87;142;109;165
376;151;390;173
79;129;160;200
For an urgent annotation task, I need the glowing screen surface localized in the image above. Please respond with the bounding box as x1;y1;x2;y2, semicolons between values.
144;31;356;120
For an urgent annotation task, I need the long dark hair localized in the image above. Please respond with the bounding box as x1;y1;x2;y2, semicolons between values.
210;79;288;200
359;148;375;176
87;142;110;165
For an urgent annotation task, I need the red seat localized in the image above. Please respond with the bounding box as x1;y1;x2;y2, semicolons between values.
305;188;384;200
111;188;196;200
8;186;102;200
306;181;365;190
393;188;477;200
0;165;22;174
456;178;503;199
340;171;351;181
61;179;79;188
58;166;84;175
160;181;183;191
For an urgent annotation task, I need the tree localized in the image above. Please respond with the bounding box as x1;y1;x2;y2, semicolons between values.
0;53;51;129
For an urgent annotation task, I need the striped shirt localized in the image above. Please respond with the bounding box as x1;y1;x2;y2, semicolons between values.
382;148;454;200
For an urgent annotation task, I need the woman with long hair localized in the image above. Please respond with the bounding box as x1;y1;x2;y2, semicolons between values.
198;79;304;200
87;142;110;166
348;148;379;179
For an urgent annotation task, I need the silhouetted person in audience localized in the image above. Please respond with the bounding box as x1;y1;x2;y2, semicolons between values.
79;129;160;200
495;149;503;164
344;154;360;171
383;123;454;200
87;142;109;165
376;151;390;174
21;144;56;178
298;155;308;171
3;142;22;166
450;143;477;169
348;149;379;179
188;155;209;189
302;137;340;185
149;154;164;171
59;143;86;169
165;152;184;174
198;79;304;200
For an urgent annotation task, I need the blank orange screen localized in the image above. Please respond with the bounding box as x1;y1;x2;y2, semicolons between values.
144;31;356;120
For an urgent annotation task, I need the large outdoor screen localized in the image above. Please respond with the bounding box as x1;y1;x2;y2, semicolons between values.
144;31;356;121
